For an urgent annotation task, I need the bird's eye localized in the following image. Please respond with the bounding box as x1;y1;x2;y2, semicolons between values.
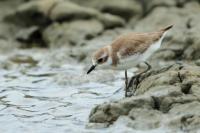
97;58;103;63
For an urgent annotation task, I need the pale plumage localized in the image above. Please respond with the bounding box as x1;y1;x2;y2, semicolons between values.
87;25;173;74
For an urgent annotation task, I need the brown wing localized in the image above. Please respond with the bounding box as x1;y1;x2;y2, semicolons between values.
110;32;163;65
114;32;163;57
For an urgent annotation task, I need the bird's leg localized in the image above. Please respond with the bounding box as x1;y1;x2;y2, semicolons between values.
125;70;128;97
139;62;151;75
127;62;152;94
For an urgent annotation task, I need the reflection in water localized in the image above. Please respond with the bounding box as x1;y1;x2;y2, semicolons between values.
0;65;124;132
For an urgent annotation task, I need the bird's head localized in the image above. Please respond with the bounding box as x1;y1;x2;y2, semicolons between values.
87;47;110;74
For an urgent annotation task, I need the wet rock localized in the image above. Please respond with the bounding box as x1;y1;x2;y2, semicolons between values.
72;0;142;20
3;0;125;48
134;65;200;113
89;96;154;123
43;19;104;47
49;0;125;28
127;108;162;130
0;0;24;20
138;0;177;16
97;13;125;29
167;114;200;132
15;26;47;48
9;54;38;66
169;101;200;116
4;0;125;28
0;22;20;40
195;59;200;66
3;0;52;27
15;26;39;41
89;64;200;132
49;0;98;22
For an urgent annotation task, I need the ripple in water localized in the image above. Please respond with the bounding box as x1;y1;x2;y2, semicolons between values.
0;65;124;133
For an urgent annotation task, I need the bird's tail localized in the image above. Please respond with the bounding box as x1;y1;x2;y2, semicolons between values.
160;25;173;32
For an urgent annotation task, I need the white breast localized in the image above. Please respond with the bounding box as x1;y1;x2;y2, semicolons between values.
116;53;141;70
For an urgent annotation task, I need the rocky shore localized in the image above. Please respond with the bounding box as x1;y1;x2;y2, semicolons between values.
0;0;200;132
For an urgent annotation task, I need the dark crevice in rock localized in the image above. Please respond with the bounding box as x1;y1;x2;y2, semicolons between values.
178;72;183;83
177;65;184;83
152;96;160;110
140;4;171;18
46;1;59;18
17;29;47;48
101;8;132;22
4;12;52;28
180;114;194;132
159;48;184;60
176;0;185;8
181;83;192;94
56;16;93;24
186;18;192;29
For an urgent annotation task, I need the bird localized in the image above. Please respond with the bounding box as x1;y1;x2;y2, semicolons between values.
87;25;173;75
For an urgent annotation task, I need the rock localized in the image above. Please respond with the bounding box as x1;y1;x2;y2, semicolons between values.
127;108;162;130
3;0;125;47
0;22;19;40
72;0;142;20
0;39;20;53
88;64;200;132
49;0;98;21
9;54;38;66
0;0;24;20
16;26;39;41
3;0;51;27
167;114;200;132
48;0;125;28
89;96;154;123
97;13;125;29
138;0;177;16
135;64;200;100
195;59;200;66
15;26;47;48
4;0;125;29
43;19;104;47
169;101;200;116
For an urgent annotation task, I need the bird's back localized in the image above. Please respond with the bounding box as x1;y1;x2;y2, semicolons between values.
109;25;173;67
111;25;173;57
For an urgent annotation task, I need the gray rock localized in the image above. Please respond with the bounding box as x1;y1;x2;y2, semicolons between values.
49;0;125;28
43;19;104;47
88;64;200;132
127;108;162;130
3;0;52;27
49;0;99;21
89;96;154;123
71;0;142;20
4;0;125;29
97;13;125;29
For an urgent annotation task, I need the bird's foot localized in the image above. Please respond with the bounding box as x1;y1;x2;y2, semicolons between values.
125;62;152;97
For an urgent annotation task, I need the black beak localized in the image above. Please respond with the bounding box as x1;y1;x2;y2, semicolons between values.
87;65;96;74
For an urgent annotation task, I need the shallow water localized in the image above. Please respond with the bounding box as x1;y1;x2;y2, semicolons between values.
0;62;126;133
